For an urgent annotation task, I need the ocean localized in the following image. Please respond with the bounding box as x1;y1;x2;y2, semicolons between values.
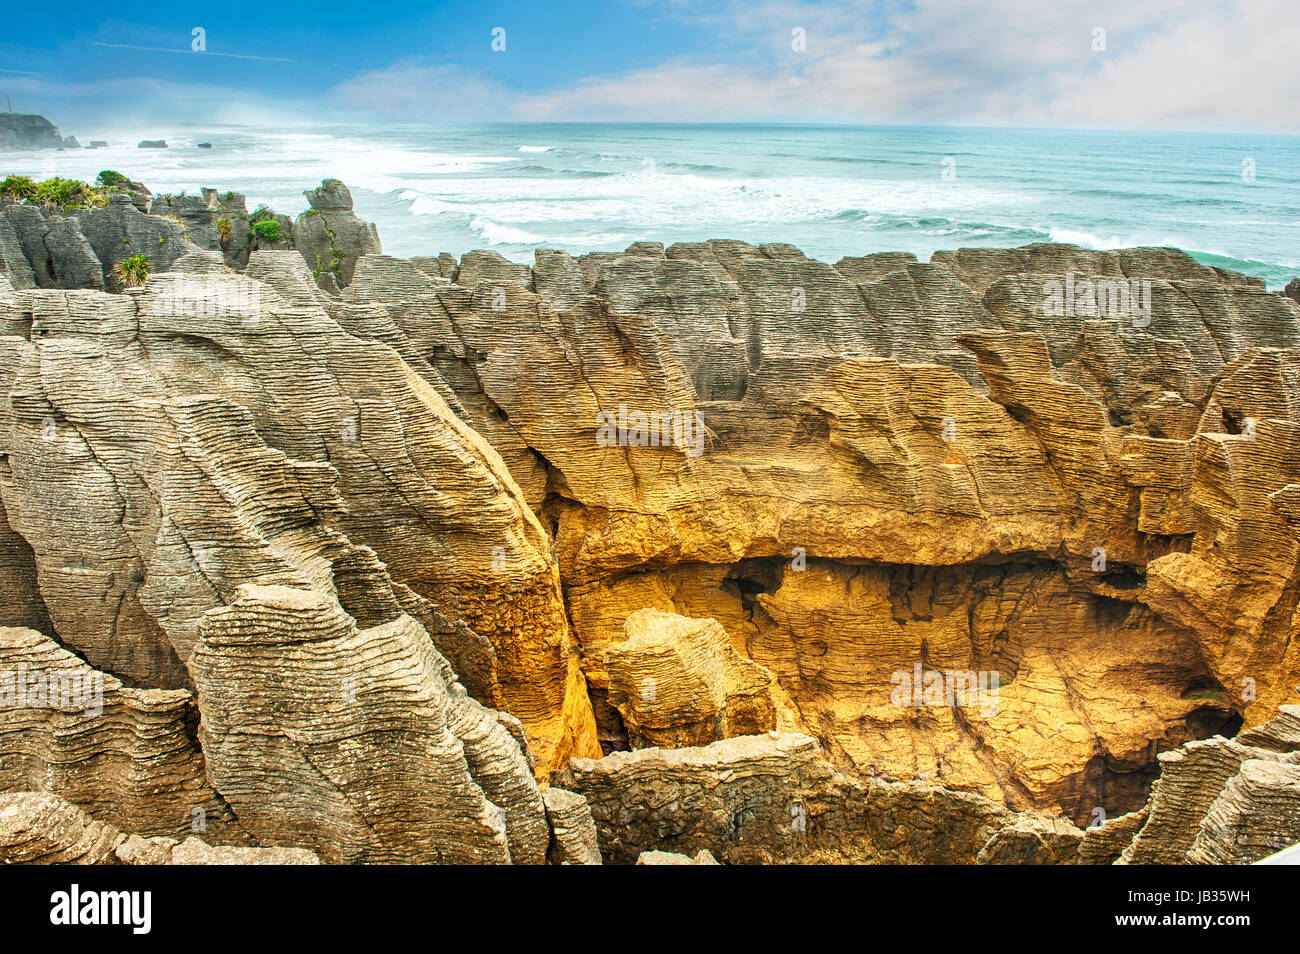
4;122;1298;288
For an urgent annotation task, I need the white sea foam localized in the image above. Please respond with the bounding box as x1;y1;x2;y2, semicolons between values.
2;123;1290;287
468;215;543;245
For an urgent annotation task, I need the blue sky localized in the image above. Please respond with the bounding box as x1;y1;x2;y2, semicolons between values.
2;1;1296;131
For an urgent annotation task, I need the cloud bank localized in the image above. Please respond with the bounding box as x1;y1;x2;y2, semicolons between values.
5;1;1297;131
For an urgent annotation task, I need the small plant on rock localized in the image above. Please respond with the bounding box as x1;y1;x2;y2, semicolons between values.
216;217;233;241
114;253;150;288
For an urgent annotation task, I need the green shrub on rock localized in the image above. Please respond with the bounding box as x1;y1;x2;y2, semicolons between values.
251;218;281;242
32;177;107;211
1;175;37;200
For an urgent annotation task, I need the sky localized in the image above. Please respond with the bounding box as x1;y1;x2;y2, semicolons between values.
1;0;1296;132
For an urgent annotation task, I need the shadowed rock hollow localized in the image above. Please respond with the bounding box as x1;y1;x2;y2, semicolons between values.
2;177;1299;864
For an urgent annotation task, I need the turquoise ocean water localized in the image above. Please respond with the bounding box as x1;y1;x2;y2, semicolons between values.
4;123;1297;288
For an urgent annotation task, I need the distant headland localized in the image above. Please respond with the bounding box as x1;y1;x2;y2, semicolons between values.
0;112;79;150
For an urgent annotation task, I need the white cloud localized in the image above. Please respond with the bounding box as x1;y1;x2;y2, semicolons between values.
516;0;1300;130
1047;0;1300;129
329;60;518;122
11;2;1297;131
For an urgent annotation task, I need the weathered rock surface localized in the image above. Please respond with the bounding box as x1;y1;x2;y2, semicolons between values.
2;173;1298;864
0;262;598;776
0;792;317;864
1187;759;1300;863
0;791;128;863
553;732;1083;864
168;835;319;865
636;848;720;865
604;608;790;749
0;193;198;292
293;179;381;289
1096;706;1300;864
191;583;549;863
341;236;1300;826
1078;807;1149;864
0;626;241;840
542;786;602;864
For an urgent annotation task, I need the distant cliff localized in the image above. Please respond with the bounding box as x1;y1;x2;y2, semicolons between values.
0;113;74;150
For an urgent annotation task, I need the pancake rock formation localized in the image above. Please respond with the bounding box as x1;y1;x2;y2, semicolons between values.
1;174;1299;864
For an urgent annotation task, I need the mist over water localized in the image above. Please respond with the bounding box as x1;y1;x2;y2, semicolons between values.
6;123;1297;288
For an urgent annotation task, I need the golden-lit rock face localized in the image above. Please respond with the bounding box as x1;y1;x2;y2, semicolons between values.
2;226;1299;857
345;241;1300;825
604;608;794;748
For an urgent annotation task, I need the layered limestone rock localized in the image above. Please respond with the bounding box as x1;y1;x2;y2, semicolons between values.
541;787;602;864
0;626;241;841
0;792;316;864
637;849;720;865
1186;760;1300;863
553;732;1083;865
0;263;598;776
0;791;132;864
342;236;1300;825
167;836;319;865
293;179;381;290
190;583;550;864
1083;706;1300;864
0;179;385;297
1077;808;1149;865
0;192;199;292
2;172;1298;864
604;608;791;749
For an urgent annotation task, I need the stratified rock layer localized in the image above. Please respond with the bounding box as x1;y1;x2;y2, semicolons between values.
0;262;598;777
0;626;241;840
190;582;549;864
0;792;317;864
554;732;1082;864
1108;705;1300;864
343;239;1300;825
2;172;1299;864
604;608;789;749
542;787;602;865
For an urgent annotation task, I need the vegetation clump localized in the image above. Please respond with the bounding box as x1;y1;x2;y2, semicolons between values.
0;175;37;200
114;253;150;287
1;175;108;211
251;218;282;242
